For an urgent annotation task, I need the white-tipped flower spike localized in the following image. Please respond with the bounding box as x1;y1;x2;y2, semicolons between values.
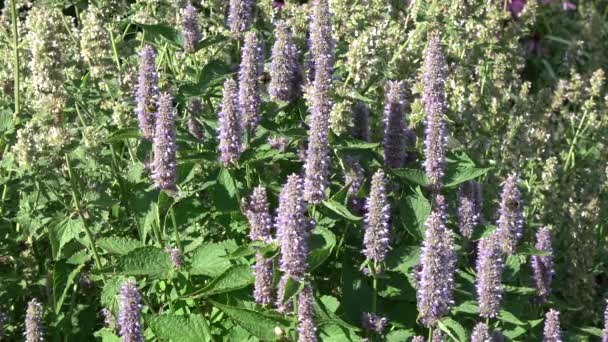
227;0;255;38
531;227;554;303
253;253;274;305
269;21;301;102
297;285;317;342
457;181;483;239
383;81;411;169
187;98;205;141
80;6;115;80
151;93;178;193
543;309;562;342
118;280;143;342
602;300;608;342
239;32;264;132
416;195;457;327
422;34;448;192
135;45;159;141
476;233;504;319
362;170;391;263
25;299;44;342
496;174;524;255
218;79;243;167
182;4;201;52
471;322;492;342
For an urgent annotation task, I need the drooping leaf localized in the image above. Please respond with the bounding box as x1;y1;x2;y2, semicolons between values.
322;200;362;221
187;265;254;298
97;236;145;255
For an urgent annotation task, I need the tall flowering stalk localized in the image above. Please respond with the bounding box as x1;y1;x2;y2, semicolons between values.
182;4;201;52
239;32;264;132
362;170;390;263
603;301;608;342
422;34;448;192
543;309;562;342
496;174;524;254
269;22;301;102
383;81;409;169
187;98;204;141
245;186;275;305
151;92;178;193
25;299;43;342
344;157;365;213
218;79;243;167
80;6;115;80
531;227;554;303
227;0;255;38
457;181;483;239
416;195;456;327
303;0;334;204
135;45;159;141
471;322;491;342
118;280;143;342
165;247;183;268
351;102;370;141
476;233;504;319
297;285;317;342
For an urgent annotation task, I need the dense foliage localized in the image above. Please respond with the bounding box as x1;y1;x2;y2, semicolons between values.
0;0;607;341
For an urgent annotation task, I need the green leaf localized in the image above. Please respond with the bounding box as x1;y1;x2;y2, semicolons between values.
107;128;141;142
318;323;357;342
322;200;362;221
210;301;290;341
386;245;420;275
53;261;85;314
438;318;467;342
97;236;145;255
392;168;429;186
498;310;526;326
517;244;551;256
149;314;211;342
444;153;491;187
386;330;415;342
94;328;121;342
116;246;173;279
309;226;337;271
190;242;232;277
472;224;497;241
49;217;83;259
452;301;478;315
135;22;183;46
280;277;303;304
401;187;431;236
320;295;340;314
187;265;254;298
577;326;603;337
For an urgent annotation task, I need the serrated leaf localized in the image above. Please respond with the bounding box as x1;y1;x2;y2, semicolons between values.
401;187;431;236
392;168;429;186
322;200;362;221
94;328;121;342
190;242;232;277
188;265;254;298
309;226;337;271
149;314;211;342
117;246;173;279
444;153;491;187
386;245;420;274
49;218;83;259
318;323;357;342
320;295;340;314
438;318;467;342
98;236;145;255
211;301;290;341
386;330;415;342
126;163;146;183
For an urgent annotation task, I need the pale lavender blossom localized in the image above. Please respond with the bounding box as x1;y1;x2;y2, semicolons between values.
602;300;608;342
227;0;255;38
245;186;274;243
471;322;492;342
433;331;445;342
422;34;448;192
416;195;457;327
239;32;264;132
344;157;365;213
351;102;370;141
25;299;44;342
363;170;390;263
218;79;243;167
383;81;411;169
268;136;289;152
361;312;388;335
412;337;425;342
135;45;159;141
253;253;274;305
496;174;524;255
276;174;311;279
165;247;183;268
543;309;562;342
531;227;554;303
0;311;7;338
309;0;334;80
118;280;143;342
151;92;178;193
476;233;504;319
101;308;116;331
269;22;301;102
187;98;204;141
182;4;201;52
297;285;317;342
457;181;483;239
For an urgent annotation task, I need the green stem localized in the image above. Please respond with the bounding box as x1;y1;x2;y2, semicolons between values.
170;208;183;252
428;327;433;342
65;155;104;279
9;0;19;117
154;192;165;247
371;261;378;314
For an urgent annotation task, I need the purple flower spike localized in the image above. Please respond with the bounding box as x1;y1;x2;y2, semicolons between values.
351;102;370;141
416;195;456;327
383;81;411;169
432;331;445;342
276;275;294;313
165;247;183;268
182;4;201;52
101;308;116;331
532;227;554;303
476;233;504;319
227;0;255;38
363;170;391;263
253;253;274;306
239;32;264;132
602;300;608;342
25;299;44;342
471;322;492;342
412;336;425;342
496;174;524;255
135;45;159;141
457;181;483;239
361;312;388;335
187;98;205;141
345;157;365;213
269;22;301;102
218;79;243;167
245;186;274;243
276;174;312;280
422;34;448;192
297;285;317;342
118;280;143;342
309;0;334;79
151;92;178;193
543;309;562;342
